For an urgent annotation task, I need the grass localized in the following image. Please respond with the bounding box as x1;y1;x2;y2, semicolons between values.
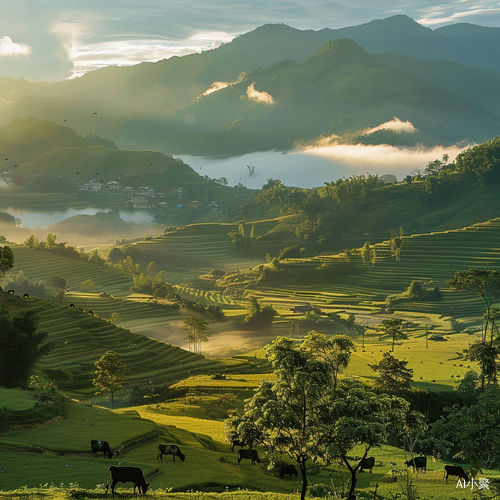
1;394;498;499
0;388;37;411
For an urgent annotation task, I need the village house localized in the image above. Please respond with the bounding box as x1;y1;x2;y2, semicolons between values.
124;197;154;209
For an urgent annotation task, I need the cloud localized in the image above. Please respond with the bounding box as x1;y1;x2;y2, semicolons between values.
0;36;32;57
298;140;464;172
243;82;275;105
364;117;417;135
199;73;246;98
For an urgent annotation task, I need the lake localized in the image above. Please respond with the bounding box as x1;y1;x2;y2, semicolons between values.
180;143;466;189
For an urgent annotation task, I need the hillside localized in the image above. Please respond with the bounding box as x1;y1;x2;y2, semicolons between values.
1;16;500;156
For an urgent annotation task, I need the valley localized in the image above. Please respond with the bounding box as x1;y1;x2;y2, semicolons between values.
2;11;500;500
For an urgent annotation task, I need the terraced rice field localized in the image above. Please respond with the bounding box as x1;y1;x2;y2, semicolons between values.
11;245;134;296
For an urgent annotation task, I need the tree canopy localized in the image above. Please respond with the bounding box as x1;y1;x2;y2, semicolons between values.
92;350;129;409
0;245;14;275
227;334;419;500
0;309;52;388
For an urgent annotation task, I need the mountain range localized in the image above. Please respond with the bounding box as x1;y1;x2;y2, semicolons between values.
1;15;500;157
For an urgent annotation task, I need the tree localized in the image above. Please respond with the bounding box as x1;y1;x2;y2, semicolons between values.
448;269;500;390
23;235;40;249
181;316;209;354
92;350;129;409
379;318;407;352
51;276;67;291
302;331;355;390
0;310;52;387
89;249;105;265
368;352;413;395
431;385;500;474
361;241;372;267
42;367;73;388
111;312;122;325
234;335;418;500
0;245;14;275
245;297;277;328
80;279;96;290
447;269;500;344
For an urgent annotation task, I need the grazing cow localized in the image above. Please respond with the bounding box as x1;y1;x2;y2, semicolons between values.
23;293;29;298
88;310;94;315
7;289;14;294
444;465;469;482
91;439;113;459
280;464;298;478
405;456;427;472
238;449;261;465
69;303;75;308
359;456;375;473
157;444;186;461
107;466;149;497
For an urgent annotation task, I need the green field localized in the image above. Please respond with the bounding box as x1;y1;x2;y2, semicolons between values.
1;394;497;499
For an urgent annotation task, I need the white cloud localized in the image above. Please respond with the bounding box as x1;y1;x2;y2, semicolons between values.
0;36;32;57
243;82;274;105
365;117;417;135
299;140;463;172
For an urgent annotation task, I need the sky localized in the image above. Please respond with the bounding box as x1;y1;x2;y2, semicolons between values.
1;0;500;82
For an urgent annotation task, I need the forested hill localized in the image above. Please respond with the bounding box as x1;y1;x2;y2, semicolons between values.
0;117;241;199
234;137;500;252
1;16;500;156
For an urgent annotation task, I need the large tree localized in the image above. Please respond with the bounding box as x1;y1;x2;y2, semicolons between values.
379;318;407;352
369;351;414;395
447;269;500;343
431;385;500;474
0;309;52;387
92;350;129;409
447;269;500;390
234;335;418;500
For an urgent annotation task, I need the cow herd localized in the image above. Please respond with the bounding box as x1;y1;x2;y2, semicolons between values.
91;440;472;496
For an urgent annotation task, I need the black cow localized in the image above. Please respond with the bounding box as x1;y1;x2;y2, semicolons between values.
91;439;113;459
405;456;427;472
23;293;29;298
107;466;149;497
444;465;469;482
157;444;186;461
280;464;298;478
238;449;261;465
359;456;375;473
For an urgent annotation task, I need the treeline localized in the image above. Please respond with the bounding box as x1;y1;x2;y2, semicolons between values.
23;234;105;265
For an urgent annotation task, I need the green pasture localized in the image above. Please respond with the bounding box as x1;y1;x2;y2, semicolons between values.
1;394;497;499
0;388;37;411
